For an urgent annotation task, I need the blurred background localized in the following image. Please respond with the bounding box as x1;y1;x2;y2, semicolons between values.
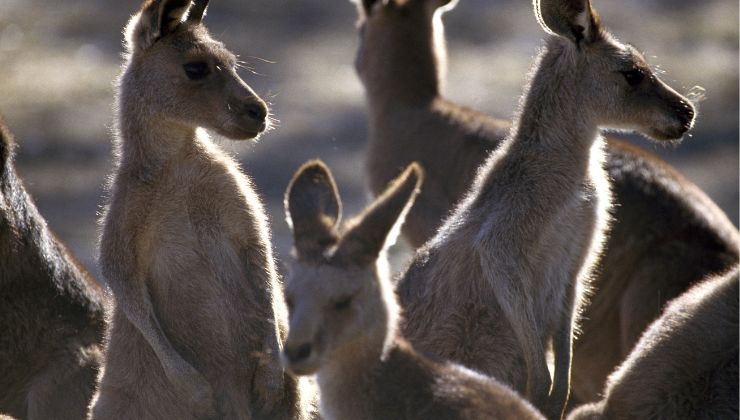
1;0;737;282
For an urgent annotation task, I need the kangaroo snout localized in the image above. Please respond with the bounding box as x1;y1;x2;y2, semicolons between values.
673;99;695;131
232;97;268;125
222;95;270;139
283;342;312;364
244;101;267;123
282;340;319;376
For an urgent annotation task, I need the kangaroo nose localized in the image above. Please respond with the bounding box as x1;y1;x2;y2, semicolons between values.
245;102;267;123
674;100;695;130
284;342;312;364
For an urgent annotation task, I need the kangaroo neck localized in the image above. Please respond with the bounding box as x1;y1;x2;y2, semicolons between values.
509;40;599;168
116;98;198;182
470;38;603;208
362;14;446;114
317;335;397;418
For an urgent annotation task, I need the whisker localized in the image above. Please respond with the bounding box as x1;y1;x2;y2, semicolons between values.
247;56;276;64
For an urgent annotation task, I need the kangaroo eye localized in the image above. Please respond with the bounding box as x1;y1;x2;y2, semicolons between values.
621;68;645;86
333;296;353;311
183;62;210;80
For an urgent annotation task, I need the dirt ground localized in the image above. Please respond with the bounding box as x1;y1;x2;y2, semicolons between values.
1;0;737;281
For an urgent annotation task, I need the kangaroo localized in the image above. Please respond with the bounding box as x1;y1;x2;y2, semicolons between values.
353;0;740;406
568;267;739;420
281;160;545;420
390;0;701;417
89;1;311;418
0;116;106;419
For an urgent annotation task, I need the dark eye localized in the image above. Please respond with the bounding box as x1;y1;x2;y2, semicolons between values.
621;68;645;86
333;296;353;311
183;62;210;80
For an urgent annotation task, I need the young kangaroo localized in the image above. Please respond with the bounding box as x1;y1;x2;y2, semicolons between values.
568;267;739;420
281;160;545;420
0;116;106;419
90;1;310;418
393;0;700;418
354;0;740;405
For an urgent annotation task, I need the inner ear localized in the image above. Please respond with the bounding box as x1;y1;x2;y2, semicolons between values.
186;0;209;24
285;160;343;260
159;0;191;36
535;0;600;45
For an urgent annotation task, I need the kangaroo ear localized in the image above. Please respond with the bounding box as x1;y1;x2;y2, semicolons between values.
125;0;192;53
334;163;423;267
534;0;602;45
285;160;342;261
186;0;209;24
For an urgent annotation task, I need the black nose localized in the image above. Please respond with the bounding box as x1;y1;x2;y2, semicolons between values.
245;102;267;123
284;343;312;364
674;100;695;130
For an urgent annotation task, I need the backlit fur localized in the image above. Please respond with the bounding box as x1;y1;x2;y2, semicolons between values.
394;1;701;418
353;0;739;410
89;1;312;418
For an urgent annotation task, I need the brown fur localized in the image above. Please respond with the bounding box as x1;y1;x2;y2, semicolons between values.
353;0;739;409
282;160;545;420
567;267;739;420
89;1;312;418
1;116;106;419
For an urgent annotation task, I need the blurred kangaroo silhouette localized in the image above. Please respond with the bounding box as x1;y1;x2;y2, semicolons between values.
282;160;545;420
1;116;106;420
353;0;740;406
90;1;313;418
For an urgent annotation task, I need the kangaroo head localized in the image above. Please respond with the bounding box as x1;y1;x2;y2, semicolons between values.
121;0;268;140
534;0;696;142
281;160;423;376
354;0;457;102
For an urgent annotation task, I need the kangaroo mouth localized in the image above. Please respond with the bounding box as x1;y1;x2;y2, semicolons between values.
216;120;268;141
285;363;318;377
646;126;688;142
282;355;320;377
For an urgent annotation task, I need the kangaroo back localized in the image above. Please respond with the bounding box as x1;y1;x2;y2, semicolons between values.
1;115;106;420
568;268;739;420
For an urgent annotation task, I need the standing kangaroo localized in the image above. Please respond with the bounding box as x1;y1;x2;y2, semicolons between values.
354;0;740;405
90;1;310;418
281;160;545;420
1;116;106;419
392;0;700;418
568;267;739;420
